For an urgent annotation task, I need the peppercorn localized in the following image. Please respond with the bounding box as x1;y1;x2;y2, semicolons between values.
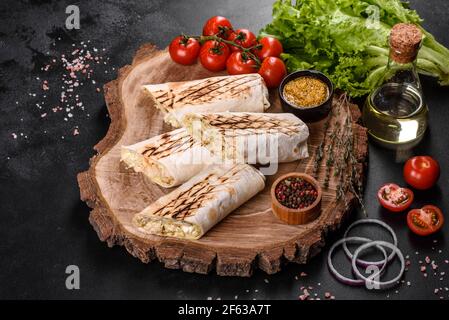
275;177;318;209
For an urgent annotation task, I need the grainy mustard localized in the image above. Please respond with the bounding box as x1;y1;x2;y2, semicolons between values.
283;76;328;108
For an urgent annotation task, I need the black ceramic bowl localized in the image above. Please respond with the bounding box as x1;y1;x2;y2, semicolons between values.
278;70;334;122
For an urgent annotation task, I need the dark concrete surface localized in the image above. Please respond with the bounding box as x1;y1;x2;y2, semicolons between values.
0;0;448;299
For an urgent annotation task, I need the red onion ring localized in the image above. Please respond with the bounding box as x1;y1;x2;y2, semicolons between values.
342;219;398;267
351;240;405;290
328;237;388;286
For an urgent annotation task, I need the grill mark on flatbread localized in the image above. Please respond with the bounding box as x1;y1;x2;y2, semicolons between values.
151;89;173;110
151;165;245;220
153;91;168;99
190;76;255;100
142;137;195;159
175;77;214;94
174;75;255;104
176;77;230;99
141;131;197;160
203;113;302;137
229;83;259;98
153;176;216;219
151;78;226;112
218;127;300;137
190;77;259;103
170;184;216;220
158;97;171;103
179;76;256;104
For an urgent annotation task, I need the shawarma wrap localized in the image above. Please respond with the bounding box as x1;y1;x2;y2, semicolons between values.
133;164;265;239
182;112;309;164
142;74;270;127
121;128;212;188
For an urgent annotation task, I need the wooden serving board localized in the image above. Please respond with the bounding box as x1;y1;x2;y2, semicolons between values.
77;44;368;276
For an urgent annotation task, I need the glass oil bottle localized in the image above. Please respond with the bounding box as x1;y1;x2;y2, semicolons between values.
363;23;428;150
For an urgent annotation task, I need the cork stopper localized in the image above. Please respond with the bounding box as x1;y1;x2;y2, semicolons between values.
389;23;422;63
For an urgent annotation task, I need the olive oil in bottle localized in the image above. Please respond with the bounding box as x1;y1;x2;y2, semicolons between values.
363;23;428;150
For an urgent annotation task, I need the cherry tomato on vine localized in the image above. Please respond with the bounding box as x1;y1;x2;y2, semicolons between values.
202;16;233;39
227;29;257;52
254;36;283;60
377;183;414;212
407;205;444;236
199;40;230;72
226;52;258;75
403;156;440;190
168;36;201;65
258;57;287;88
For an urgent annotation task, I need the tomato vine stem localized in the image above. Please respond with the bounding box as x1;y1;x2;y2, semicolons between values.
184;34;262;66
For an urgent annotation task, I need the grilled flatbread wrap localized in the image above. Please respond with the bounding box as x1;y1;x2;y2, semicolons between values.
121;128;212;188
182;112;309;164
143;74;270;127
133;164;265;240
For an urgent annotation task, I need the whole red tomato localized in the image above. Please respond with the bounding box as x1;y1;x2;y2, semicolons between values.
202;16;233;39
403;156;440;190
258;57;287;88
227;29;257;52
254;36;283;60
226;52;257;75
199;40;230;72
168;36;201;65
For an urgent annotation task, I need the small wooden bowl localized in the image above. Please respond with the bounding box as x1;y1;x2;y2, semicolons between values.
271;173;322;225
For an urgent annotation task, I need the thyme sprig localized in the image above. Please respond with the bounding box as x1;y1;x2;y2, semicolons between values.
313;105;333;178
315;93;366;215
337;94;366;215
324;126;339;188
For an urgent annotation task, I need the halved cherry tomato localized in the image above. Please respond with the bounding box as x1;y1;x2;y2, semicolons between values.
168;36;201;65
254;36;283;60
226;52;257;75
404;156;440;190
407;205;444;236
202;16;233;39
258;57;287;88
377;183;414;212
199;40;230;72
227;29;257;52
